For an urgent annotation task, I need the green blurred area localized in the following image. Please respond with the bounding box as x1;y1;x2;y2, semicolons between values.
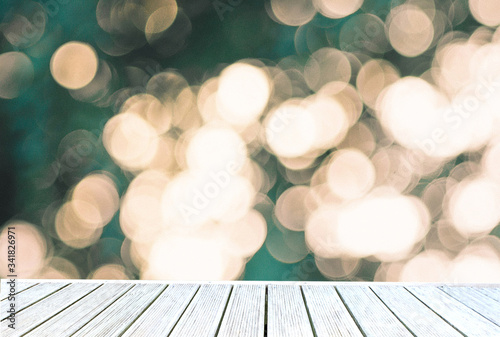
0;0;491;280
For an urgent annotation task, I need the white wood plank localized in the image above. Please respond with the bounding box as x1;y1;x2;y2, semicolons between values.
336;285;413;337
474;287;500;303
25;283;132;337
217;284;265;337
302;285;363;337
267;284;314;337
168;284;232;337
121;284;199;337
0;282;101;336
72;283;165;337
439;286;500;326
407;286;500;337
371;286;463;337
0;282;69;320
0;280;38;300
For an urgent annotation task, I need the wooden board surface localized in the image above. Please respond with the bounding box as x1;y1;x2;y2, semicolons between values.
267;284;315;337
371;286;463;337
0;282;68;320
26;283;132;337
72;283;165;337
0;281;37;300
407;286;500;337
302;285;363;337
474;286;500;303
168;284;232;337
1;279;499;337
440;286;500;326
121;283;199;337
1;282;101;336
217;284;265;337
336;285;414;337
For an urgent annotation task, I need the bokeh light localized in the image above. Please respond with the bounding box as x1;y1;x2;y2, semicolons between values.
0;52;34;99
469;0;500;27
386;4;435;57
90;264;130;279
326;149;375;200
269;0;316;26
38;257;80;279
217;62;271;127
2;0;500;283
304;48;351;92
144;0;178;36
103;112;159;171
50;42;99;90
275;185;310;231
313;0;363;19
265;99;317;158
356;59;400;109
0;221;47;278
445;175;500;237
399;250;452;282
185;124;248;173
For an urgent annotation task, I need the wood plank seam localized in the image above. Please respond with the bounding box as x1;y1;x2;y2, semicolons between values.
264;285;268;337
476;288;500;303
216;285;265;337
0;282;39;302
474;288;500;303
267;284;316;337
68;284;136;336
72;283;167;337
302;285;364;337
0;283;71;321
118;284;170;336
403;287;468;336
436;287;500;328
17;283;105;336
368;287;420;337
167;284;232;337
163;285;202;337
12;283;70;319
25;283;133;337
2;281;498;337
333;287;368;337
299;286;319;337
212;285;234;337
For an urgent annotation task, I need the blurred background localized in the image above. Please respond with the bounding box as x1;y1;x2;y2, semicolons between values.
1;0;500;282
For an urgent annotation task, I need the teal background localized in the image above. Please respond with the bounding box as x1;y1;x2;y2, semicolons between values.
0;0;490;280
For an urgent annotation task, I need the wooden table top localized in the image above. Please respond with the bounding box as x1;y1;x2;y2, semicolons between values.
1;279;499;336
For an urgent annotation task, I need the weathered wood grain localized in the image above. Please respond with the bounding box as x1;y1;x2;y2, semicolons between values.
0;282;101;337
267;284;314;337
302;285;363;337
25;282;132;336
217;284;266;337
407;286;500;337
0;282;69;320
121;284;199;337
371;286;463;337
168;284;232;337
0;280;38;300
439;286;500;326
71;283;165;337
1;280;498;337
336;285;413;337
474;287;500;303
